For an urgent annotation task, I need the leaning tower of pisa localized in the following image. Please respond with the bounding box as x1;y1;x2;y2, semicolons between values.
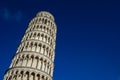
4;11;57;80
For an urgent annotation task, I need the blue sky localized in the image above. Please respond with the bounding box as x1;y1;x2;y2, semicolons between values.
0;0;120;80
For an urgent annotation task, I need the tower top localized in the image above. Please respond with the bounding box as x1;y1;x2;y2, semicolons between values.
36;11;54;21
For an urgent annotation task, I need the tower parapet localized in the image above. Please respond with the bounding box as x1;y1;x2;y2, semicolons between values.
36;11;54;21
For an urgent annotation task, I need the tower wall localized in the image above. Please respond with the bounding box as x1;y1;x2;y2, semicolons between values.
4;11;57;80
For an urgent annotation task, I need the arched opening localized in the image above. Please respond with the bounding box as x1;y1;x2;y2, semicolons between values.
25;71;29;80
30;42;33;51
42;75;44;80
44;60;47;72
45;19;47;24
37;74;40;80
38;43;42;53
30;72;35;80
36;25;39;29
35;56;39;68
40;58;43;70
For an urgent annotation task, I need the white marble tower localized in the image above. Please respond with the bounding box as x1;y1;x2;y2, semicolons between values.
4;11;57;80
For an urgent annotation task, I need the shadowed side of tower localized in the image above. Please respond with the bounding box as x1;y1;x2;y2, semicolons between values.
3;11;57;80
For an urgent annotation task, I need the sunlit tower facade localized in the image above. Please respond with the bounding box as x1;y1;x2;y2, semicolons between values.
4;11;57;80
